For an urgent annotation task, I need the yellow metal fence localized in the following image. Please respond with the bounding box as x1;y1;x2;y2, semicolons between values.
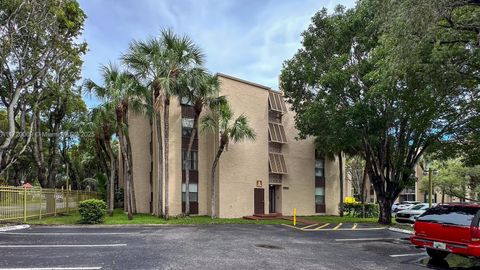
0;186;98;222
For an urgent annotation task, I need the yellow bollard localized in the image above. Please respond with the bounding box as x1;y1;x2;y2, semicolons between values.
293;208;297;226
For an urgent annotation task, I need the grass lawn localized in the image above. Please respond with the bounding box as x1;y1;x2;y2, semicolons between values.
26;209;287;225
24;209;388;226
301;215;379;224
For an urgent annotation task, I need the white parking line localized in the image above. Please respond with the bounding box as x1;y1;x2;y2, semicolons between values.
1;232;140;236
389;253;426;258
335;237;400;242
0;244;126;248
0;267;102;270
313;227;385;231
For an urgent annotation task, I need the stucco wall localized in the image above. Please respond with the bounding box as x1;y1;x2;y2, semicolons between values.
281;104;316;216
166;98;183;217
216;76;270;218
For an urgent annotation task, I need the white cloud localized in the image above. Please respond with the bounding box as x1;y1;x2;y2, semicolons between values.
78;0;356;106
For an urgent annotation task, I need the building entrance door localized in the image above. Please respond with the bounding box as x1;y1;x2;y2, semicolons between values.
254;188;264;215
269;185;276;213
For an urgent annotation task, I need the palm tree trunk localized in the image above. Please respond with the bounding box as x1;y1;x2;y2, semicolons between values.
119;130;133;220
126;130;136;214
164;97;170;219
155;113;164;217
211;143;225;218
338;152;344;217
105;139;116;216
117;108;133;220
184;118;198;216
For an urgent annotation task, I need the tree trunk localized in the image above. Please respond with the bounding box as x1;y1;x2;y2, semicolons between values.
184;117;199;216
164;97;170;219
211;143;225;218
442;190;445;204
338;152;344;217
105;140;116;216
117;108;133;220
155;113;164;217
119;131;132;220
377;197;392;224
126;129;136;214
360;163;368;218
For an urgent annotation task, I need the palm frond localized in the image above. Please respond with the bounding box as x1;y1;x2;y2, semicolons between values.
200;113;218;134
229;114;256;143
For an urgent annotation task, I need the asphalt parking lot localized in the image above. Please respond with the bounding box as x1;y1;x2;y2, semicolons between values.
0;224;479;270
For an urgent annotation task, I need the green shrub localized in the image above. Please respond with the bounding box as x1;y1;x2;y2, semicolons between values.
78;199;107;224
343;202;379;218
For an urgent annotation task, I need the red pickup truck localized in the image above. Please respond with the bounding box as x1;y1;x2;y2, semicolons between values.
410;204;480;259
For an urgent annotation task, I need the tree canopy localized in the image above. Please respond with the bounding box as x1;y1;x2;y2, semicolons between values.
280;0;480;224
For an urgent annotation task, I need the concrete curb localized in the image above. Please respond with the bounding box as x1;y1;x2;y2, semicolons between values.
27;223;281;228
388;227;413;235
0;224;30;232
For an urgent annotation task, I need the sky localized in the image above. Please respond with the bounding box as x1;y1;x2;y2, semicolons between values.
78;0;356;108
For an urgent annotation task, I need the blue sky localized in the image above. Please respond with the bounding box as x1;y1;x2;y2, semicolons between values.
78;0;356;107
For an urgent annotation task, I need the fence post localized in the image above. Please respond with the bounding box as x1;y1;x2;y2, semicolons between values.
54;188;57;216
23;187;27;222
39;187;42;219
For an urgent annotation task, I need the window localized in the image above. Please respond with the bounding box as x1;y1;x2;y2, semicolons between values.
182;118;194;137
180;96;193;106
268;122;287;143
399;194;416;202
268;91;287;113
410;204;428;211
269;153;287;174
315;159;325;177
182;150;198;171
182;183;198;202
315;187;325;204
417;205;479;226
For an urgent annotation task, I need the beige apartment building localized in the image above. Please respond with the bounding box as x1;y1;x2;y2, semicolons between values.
123;73;347;218
358;164;459;204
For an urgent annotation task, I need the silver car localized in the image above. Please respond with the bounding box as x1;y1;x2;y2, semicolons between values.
395;203;436;223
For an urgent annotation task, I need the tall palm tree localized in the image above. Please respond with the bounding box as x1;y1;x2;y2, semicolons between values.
84;64;148;220
90;105;116;216
123;29;204;219
201;103;256;218
178;70;227;215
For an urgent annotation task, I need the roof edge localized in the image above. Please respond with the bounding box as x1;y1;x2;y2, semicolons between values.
215;73;272;91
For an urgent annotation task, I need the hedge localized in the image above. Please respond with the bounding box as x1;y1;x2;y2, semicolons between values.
78;199;107;224
343;202;379;218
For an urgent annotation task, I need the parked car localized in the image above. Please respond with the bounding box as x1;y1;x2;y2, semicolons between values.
410;204;480;259
392;201;420;213
396;203;436;223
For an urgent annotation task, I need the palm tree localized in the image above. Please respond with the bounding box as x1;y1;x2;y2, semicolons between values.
123;29;204;219
90;105;116;216
84;64;148;220
178;70;227;215
201;103;256;218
